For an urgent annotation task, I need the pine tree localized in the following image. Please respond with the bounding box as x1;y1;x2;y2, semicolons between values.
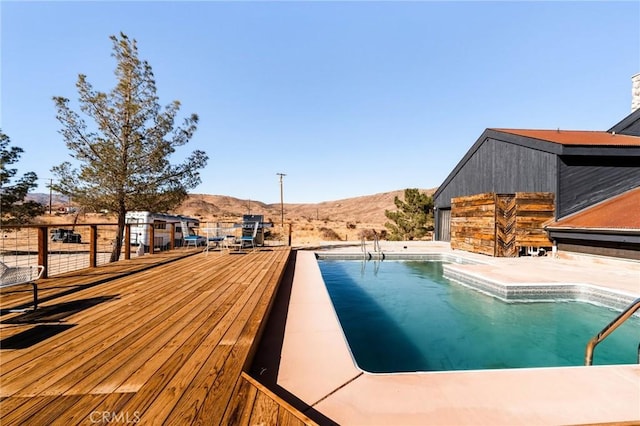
384;188;434;240
0;130;45;225
52;33;208;261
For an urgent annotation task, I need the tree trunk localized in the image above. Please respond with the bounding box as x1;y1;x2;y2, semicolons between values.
110;206;126;262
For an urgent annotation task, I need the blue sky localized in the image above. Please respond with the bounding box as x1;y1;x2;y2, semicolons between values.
1;1;639;204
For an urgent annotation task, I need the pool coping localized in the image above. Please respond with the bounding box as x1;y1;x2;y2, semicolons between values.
273;248;640;425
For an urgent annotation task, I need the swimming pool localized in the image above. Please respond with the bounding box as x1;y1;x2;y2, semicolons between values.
318;259;640;373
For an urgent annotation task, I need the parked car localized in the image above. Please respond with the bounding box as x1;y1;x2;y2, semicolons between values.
51;228;82;243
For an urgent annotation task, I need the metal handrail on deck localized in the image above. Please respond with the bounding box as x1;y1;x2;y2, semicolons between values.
585;297;640;366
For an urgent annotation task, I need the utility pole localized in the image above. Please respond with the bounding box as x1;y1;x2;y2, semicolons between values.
49;178;53;215
276;173;286;229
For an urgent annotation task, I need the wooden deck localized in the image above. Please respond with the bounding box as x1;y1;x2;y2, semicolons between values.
0;247;316;425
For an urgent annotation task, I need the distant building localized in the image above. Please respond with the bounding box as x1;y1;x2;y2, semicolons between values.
433;79;640;260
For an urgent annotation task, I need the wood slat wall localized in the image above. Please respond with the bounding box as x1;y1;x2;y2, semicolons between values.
451;192;554;257
451;193;497;256
514;192;555;248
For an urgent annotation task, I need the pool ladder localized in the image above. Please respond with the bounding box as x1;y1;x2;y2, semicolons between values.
585;297;640;366
360;233;384;260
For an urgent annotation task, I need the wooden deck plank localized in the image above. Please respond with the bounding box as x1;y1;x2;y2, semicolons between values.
110;280;241;394
231;373;316;426
59;255;242;396
0;395;37;420
13;393;90;425
24;257;241;397
56;392;136;426
0;247;316;425
109;254;276;420
1;253;219;393
1;267;204;395
0;251;211;363
220;374;259;425
63;290;223;396
159;254;281;424
129;253;277;423
1;395;82;425
1;272;180;370
0;249;199;310
249;386;280;425
190;253;290;423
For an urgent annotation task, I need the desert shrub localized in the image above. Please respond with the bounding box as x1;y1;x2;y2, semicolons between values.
319;227;342;241
358;229;376;240
358;229;387;240
346;222;357;230
265;230;281;241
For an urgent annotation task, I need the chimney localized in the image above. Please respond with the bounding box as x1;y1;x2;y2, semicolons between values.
632;73;640;112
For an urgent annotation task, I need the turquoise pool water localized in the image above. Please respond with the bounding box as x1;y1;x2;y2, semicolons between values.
318;259;640;373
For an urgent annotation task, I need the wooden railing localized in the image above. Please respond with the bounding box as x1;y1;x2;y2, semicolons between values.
0;222;182;279
1;220;292;279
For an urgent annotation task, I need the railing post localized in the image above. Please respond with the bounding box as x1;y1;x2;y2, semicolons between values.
149;224;155;254
37;226;49;279
89;225;98;268
169;223;175;250
287;223;292;247
124;224;131;260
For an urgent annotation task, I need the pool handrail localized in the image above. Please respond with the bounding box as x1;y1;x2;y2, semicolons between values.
585;297;640;366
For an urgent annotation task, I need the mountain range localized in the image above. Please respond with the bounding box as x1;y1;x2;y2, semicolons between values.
28;188;436;226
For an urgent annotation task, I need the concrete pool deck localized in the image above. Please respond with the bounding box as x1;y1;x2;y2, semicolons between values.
253;242;640;425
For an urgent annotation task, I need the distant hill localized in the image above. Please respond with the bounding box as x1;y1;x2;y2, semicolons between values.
28;188;437;226
27;188;437;244
176;188;437;225
26;193;70;206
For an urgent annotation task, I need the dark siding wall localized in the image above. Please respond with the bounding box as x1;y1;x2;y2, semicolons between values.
557;240;640;260
557;156;640;217
619;120;640;136
434;138;557;209
608;109;640;136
